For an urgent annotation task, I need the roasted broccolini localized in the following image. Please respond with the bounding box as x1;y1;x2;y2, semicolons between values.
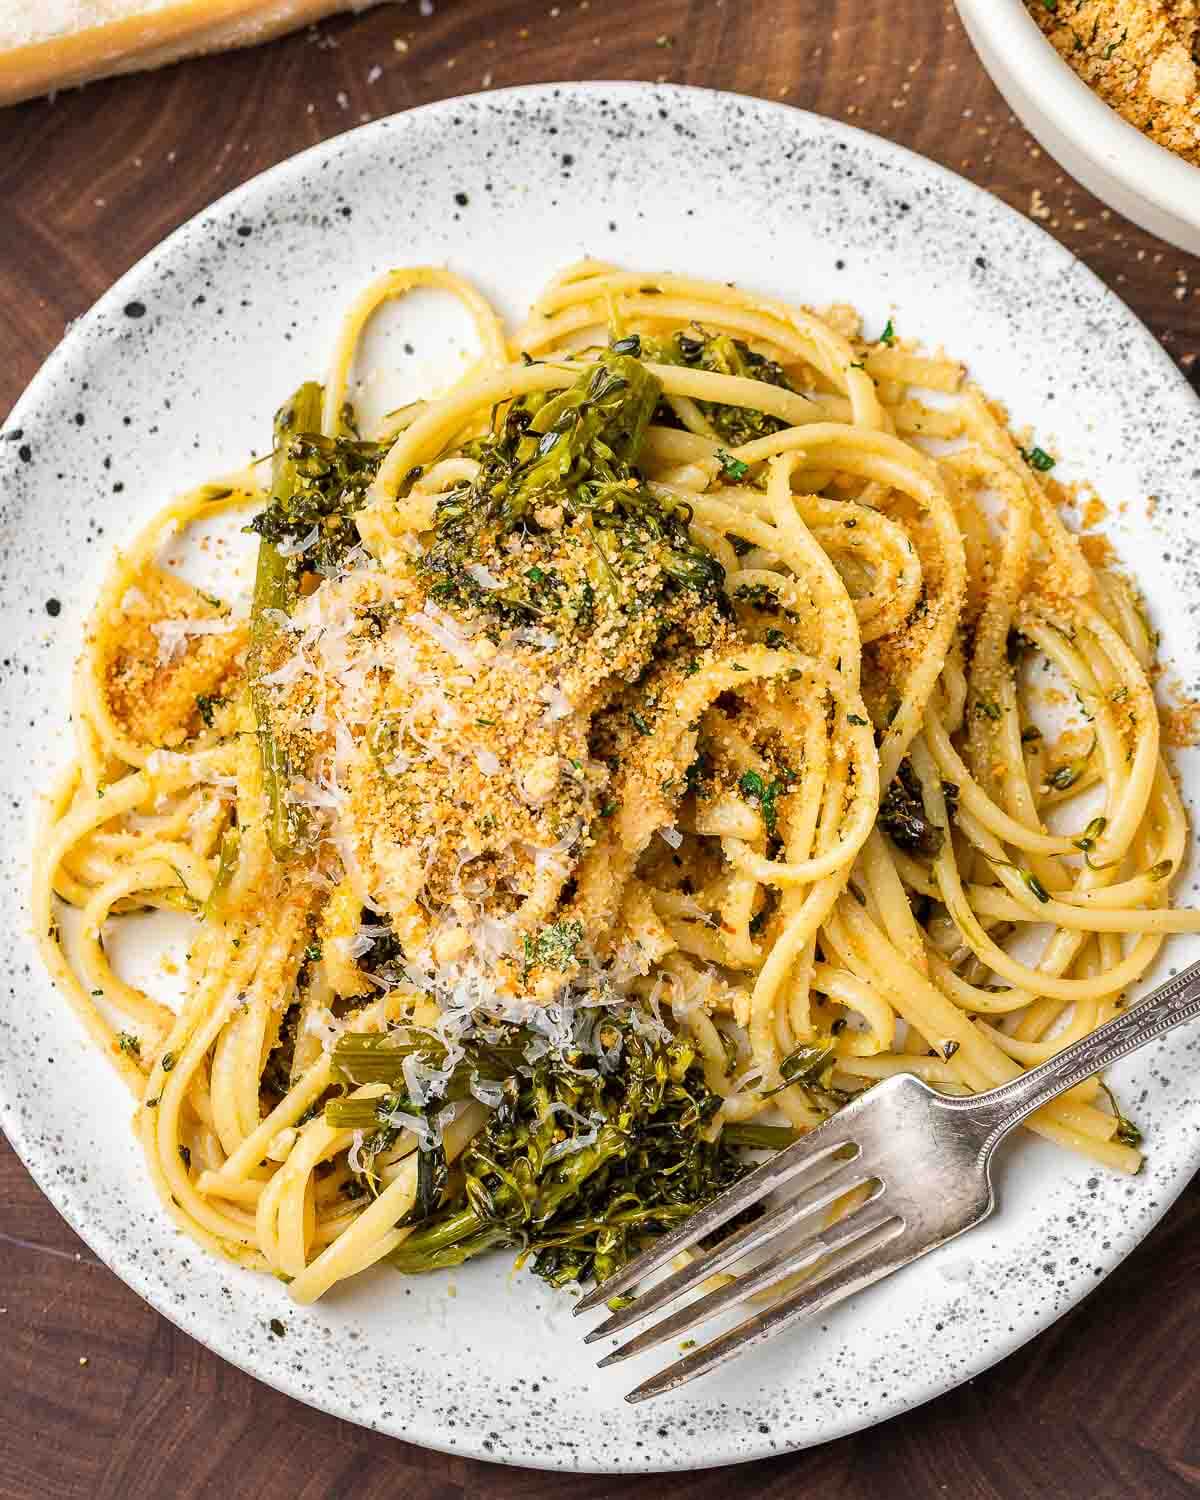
326;1016;784;1291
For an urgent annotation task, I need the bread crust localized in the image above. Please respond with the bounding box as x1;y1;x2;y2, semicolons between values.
0;0;384;106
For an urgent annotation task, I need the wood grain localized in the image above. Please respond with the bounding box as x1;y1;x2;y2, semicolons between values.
1;3;1198;1496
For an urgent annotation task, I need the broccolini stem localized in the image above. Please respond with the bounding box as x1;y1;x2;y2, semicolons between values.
330;1033;430;1084
249;381;323;861
389;1217;513;1274
325;1097;403;1131
202;829;240;920
536;1125;629;1219
330;1030;529;1089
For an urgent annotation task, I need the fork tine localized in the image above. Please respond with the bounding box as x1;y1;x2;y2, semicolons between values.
598;1193;896;1368
583;1154;872;1345
622;1214;911;1404
573;1126;860;1315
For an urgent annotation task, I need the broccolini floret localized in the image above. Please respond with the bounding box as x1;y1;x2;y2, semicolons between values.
247;424;384;576
326;1015;768;1290
645;327;799;447
417;351;724;629
877;759;959;858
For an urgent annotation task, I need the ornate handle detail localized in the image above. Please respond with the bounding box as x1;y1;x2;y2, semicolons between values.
944;959;1200;1161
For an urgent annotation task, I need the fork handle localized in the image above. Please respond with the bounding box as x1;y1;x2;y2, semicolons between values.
944;958;1200;1161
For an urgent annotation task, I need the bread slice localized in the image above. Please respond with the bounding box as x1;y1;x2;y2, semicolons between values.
0;0;387;107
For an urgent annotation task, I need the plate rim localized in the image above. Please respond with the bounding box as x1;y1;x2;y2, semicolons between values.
3;79;1200;1473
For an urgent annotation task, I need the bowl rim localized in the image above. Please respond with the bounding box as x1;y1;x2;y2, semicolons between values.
957;0;1200;234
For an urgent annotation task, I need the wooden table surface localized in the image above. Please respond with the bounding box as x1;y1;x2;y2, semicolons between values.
2;3;1199;1496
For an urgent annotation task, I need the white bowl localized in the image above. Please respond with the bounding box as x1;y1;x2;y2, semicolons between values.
956;0;1200;254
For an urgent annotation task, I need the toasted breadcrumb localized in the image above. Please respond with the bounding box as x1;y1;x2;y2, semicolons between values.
1160;692;1200;746
99;565;245;748
1026;0;1200;167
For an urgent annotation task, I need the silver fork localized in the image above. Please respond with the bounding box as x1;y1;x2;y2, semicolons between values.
574;959;1200;1403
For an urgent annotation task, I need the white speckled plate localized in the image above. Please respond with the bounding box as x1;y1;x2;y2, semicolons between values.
2;84;1200;1473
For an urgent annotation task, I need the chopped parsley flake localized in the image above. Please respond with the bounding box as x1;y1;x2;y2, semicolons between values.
1020;445;1056;472
738;768;794;837
715;448;749;481
195;693;225;729
522;919;585;977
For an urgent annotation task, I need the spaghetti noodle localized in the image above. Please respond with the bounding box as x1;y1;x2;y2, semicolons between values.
33;262;1199;1304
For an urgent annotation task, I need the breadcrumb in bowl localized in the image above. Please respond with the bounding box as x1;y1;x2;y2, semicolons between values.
956;0;1200;254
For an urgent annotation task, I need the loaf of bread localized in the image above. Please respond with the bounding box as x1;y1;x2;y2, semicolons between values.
0;1;387;107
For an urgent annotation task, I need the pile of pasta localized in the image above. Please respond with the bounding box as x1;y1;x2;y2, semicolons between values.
34;262;1200;1303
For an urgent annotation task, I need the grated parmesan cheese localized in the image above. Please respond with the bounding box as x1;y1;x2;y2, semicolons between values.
150;616;236;664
